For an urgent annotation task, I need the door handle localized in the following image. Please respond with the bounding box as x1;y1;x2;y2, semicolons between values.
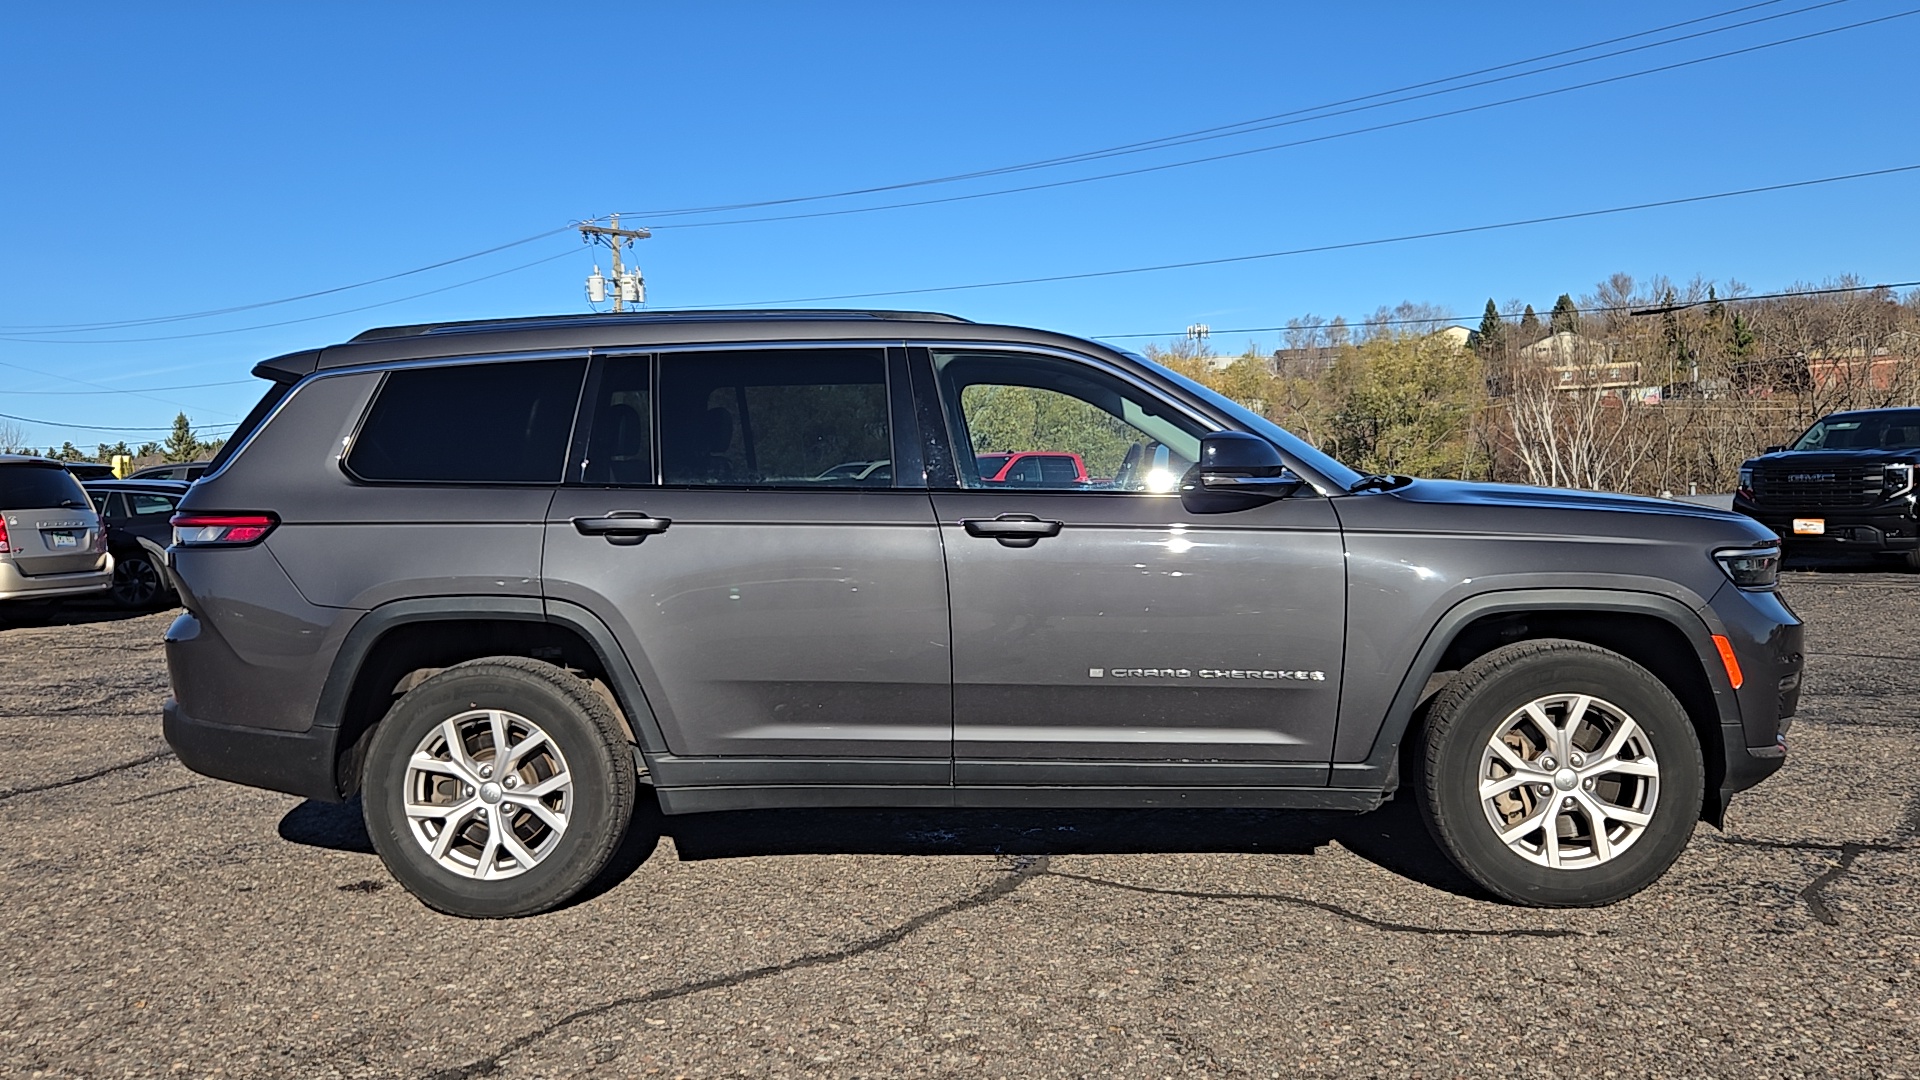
960;514;1062;548
572;512;672;546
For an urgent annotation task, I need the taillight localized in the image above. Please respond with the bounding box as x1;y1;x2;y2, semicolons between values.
0;518;9;553
171;512;278;547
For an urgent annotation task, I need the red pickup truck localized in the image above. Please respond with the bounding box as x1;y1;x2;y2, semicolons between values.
974;451;1090;486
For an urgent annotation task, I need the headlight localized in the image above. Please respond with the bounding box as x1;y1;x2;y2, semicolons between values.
1884;464;1915;500
1715;544;1780;590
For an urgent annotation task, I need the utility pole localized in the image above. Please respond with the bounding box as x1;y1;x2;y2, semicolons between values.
579;214;651;312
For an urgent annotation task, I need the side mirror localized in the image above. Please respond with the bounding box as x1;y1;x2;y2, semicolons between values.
1763;445;1786;454
1181;432;1304;512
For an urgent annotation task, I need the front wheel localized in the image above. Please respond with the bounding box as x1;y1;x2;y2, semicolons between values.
1419;639;1704;907
362;657;637;917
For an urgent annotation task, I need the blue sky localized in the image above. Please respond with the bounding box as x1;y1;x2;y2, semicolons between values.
2;1;1916;448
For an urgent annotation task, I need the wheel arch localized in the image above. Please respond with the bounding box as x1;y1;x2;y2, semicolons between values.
315;597;665;799
1343;589;1738;824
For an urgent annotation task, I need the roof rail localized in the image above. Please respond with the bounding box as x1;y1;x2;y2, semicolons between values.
348;309;971;343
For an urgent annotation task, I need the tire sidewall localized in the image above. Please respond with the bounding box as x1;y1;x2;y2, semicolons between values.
112;551;160;608
1429;649;1704;906
362;664;629;917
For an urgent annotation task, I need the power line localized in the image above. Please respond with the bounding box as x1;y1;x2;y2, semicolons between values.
0;410;238;435
0;247;579;346
702;163;1920;307
1096;280;1920;340
640;7;1920;233
0;225;578;334
4;380;256;395
617;0;1821;221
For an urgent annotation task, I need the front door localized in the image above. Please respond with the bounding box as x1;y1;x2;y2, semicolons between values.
543;346;952;768
920;348;1347;787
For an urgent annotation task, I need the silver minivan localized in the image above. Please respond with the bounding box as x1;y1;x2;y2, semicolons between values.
0;456;111;604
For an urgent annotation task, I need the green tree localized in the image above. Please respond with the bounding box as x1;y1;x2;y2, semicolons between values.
1475;299;1506;357
56;441;84;462
135;441;160;458
1549;293;1579;335
164;413;203;463
1728;310;1757;359
1517;304;1542;343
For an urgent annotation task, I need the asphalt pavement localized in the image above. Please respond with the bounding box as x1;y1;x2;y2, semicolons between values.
1;565;1915;1078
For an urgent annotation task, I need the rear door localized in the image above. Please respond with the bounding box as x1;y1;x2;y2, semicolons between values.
543;345;952;770
0;464;103;576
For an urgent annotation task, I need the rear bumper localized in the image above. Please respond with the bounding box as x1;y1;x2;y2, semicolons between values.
163;697;345;802
0;558;112;601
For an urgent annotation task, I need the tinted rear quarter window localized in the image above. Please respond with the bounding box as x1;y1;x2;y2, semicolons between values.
0;464;91;511
346;358;587;483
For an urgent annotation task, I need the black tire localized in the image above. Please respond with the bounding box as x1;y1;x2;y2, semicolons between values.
109;550;167;609
1418;639;1704;907
362;657;636;918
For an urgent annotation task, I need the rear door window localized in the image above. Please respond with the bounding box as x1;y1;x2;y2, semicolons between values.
656;349;892;487
345;358;587;483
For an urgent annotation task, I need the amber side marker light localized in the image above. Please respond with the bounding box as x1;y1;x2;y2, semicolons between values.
1711;634;1744;690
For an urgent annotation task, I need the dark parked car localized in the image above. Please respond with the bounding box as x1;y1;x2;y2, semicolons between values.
63;462;117;481
83;479;190;608
1734;407;1920;569
0;455;110;607
163;310;1800;917
128;461;211;482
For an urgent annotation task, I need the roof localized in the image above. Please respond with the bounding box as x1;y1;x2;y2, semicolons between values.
253;308;1111;382
0;454;65;467
347;309;971;342
80;478;193;493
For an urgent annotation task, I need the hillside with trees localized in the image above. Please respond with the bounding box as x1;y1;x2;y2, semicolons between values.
1153;273;1920;495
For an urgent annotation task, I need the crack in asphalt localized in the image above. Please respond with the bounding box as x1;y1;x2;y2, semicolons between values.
1716;783;1920;926
418;855;1053;1080
0;749;174;804
1043;870;1583;938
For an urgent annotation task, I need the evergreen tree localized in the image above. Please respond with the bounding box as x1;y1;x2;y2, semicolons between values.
1704;285;1724;325
1517;304;1542;342
57;441;84;462
1728;311;1757;359
164;412;203;463
135;441;160;458
1548;293;1579;335
1475;299;1507;356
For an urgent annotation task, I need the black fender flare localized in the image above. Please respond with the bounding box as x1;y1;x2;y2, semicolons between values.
311;596;670;795
1334;587;1738;789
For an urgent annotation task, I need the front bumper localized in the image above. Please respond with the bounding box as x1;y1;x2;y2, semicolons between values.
1733;498;1918;553
164;697;346;802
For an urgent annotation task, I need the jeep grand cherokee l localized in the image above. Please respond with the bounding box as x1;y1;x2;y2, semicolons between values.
162;310;1800;917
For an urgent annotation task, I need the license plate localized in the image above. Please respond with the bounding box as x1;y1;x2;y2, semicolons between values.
1792;518;1825;535
44;530;79;549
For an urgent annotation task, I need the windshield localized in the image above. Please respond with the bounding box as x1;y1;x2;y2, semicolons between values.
1121;351;1365;490
1790;410;1920;451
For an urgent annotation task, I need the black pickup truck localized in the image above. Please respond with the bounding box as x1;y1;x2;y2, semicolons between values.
1734;407;1920;569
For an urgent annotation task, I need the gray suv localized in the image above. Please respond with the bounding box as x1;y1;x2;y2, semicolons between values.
163;311;1801;917
1;455;111;607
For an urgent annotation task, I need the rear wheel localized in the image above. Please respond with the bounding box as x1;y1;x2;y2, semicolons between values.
109;550;166;609
362;657;636;918
1419;639;1703;907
